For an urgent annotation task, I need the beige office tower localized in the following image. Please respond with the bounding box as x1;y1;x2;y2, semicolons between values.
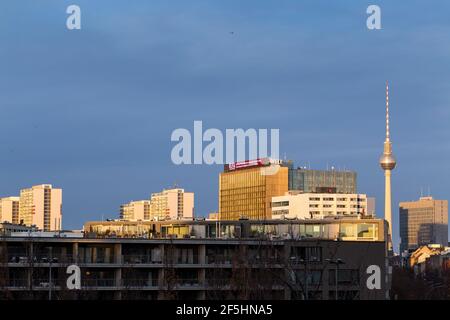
399;197;448;252
120;200;151;221
219;159;288;220
379;82;396;252
149;188;194;221
19;184;62;231
0;197;20;224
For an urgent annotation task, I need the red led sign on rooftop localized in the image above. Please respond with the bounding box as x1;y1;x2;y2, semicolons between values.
226;158;271;171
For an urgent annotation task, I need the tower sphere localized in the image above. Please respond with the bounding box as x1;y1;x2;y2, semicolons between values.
379;153;396;170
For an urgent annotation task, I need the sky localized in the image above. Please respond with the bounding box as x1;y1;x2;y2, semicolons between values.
1;0;450;251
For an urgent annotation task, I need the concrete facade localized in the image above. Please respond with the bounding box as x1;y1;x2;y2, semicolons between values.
0;235;388;300
399;197;448;252
271;192;370;219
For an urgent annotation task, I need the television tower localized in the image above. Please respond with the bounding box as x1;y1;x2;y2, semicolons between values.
379;81;396;251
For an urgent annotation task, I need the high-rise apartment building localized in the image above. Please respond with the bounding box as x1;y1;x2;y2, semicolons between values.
288;163;357;194
0;197;20;224
149;188;194;221
120;200;151;221
399;197;448;252
271;191;370;219
219;158;288;220
19;184;62;231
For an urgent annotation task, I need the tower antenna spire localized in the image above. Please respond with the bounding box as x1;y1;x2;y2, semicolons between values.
386;81;390;142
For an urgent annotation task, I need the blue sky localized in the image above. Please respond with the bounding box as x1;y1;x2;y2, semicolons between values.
1;1;450;251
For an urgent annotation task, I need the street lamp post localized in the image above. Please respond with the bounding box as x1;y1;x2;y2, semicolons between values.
299;259;308;300
326;258;345;300
48;247;52;301
299;256;317;300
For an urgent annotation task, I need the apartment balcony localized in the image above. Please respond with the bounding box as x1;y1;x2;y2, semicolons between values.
81;278;116;289
7;255;75;265
122;255;162;265
120;278;159;289
165;254;200;265
4;279;64;291
205;256;233;265
205;278;232;289
4;278;28;289
204;279;285;291
32;279;62;290
171;278;203;289
76;255;117;265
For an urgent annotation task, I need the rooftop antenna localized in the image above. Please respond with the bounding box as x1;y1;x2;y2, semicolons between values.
428;186;431;197
420;187;423;198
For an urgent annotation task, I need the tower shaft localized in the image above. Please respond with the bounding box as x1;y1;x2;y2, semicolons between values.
384;170;392;250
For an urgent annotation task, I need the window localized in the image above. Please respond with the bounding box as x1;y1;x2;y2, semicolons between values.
295;270;323;285
329;269;359;286
357;223;376;239
340;223;356;238
290;246;322;262
304;225;321;238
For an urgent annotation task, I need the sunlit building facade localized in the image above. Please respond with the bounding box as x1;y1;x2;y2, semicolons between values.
219;159;288;220
19;184;62;231
399;197;448;252
149;188;194;221
120;200;151;221
0;197;20;224
84;218;386;242
271;191;370;219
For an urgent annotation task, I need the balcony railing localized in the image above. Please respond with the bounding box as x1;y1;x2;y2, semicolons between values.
32;279;60;288
205;256;233;265
77;255;116;264
164;255;199;265
175;278;201;287
205;278;232;287
8;255;74;264
82;278;116;287
121;279;159;288
122;255;162;264
4;278;28;288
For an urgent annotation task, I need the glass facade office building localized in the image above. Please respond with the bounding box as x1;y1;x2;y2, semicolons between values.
288;163;357;194
219;165;288;220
